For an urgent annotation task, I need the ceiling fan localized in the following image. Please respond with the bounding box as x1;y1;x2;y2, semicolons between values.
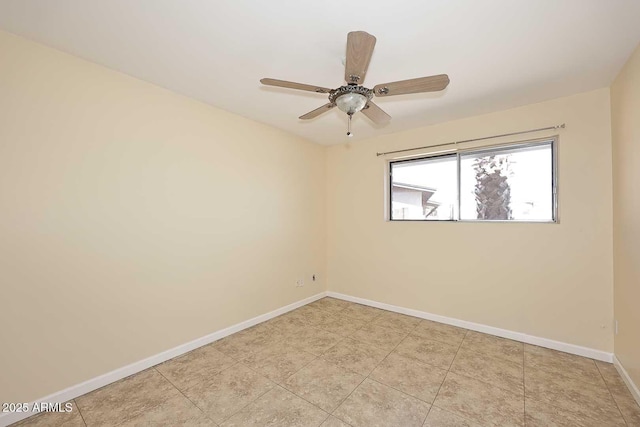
260;31;450;136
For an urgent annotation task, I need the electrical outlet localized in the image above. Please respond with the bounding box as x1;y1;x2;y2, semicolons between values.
296;279;304;287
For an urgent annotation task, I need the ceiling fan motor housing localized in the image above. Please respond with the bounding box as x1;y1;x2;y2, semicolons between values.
329;85;374;115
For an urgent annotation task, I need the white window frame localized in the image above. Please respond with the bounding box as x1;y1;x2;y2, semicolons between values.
385;136;559;223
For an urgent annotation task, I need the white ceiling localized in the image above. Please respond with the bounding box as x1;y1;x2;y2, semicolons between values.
1;1;639;145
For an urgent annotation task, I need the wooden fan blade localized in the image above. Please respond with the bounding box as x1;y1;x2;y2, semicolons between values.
299;103;335;120
344;31;376;84
361;102;391;124
374;74;450;97
261;78;331;94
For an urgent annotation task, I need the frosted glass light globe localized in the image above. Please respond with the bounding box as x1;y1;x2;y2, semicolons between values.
335;93;368;115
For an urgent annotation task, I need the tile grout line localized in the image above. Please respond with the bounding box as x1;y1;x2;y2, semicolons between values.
214;321;329;425
238;349;336;425
126;299;595;427
25;298;537;427
447;329;469;370
452;337;616;411
525;347;638;397
235;303;351;426
218;382;276;425
188;299;619;426
332;313;431;426
425;329;520;427
307;299;351;317
527;386;629;426
440;354;525;398
379;318;435;425
444;331;529;425
158;331;279;426
20;299;539;427
525;354;629;426
325;310;388;424
73;399;89;427
595;361;629;426
526;355;627;390
295;318;360;427
337;320;450;406
152;367;220;426
205;361;279;427
428;404;482;427
406;321;473;351
428;329;469;424
526;359;629;427
182;301;521;426
529;400;628;427
327;304;520;426
358;320;430;406
77;369;180;427
269;383;334;426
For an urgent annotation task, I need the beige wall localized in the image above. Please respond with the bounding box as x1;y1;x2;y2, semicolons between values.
611;43;640;387
0;26;628;407
326;88;614;352
0;31;326;403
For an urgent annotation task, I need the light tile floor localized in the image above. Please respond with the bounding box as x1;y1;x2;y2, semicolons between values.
13;297;640;426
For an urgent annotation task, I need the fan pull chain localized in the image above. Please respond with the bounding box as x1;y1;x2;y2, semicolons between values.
347;114;353;137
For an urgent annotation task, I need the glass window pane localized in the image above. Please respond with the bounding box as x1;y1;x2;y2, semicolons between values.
390;155;457;220
459;142;554;221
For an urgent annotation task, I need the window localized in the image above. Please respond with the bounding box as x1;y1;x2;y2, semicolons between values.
389;139;556;222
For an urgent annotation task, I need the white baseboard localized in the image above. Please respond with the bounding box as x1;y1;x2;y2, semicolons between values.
327;291;614;363
3;290;625;426
613;355;640;406
0;292;328;427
